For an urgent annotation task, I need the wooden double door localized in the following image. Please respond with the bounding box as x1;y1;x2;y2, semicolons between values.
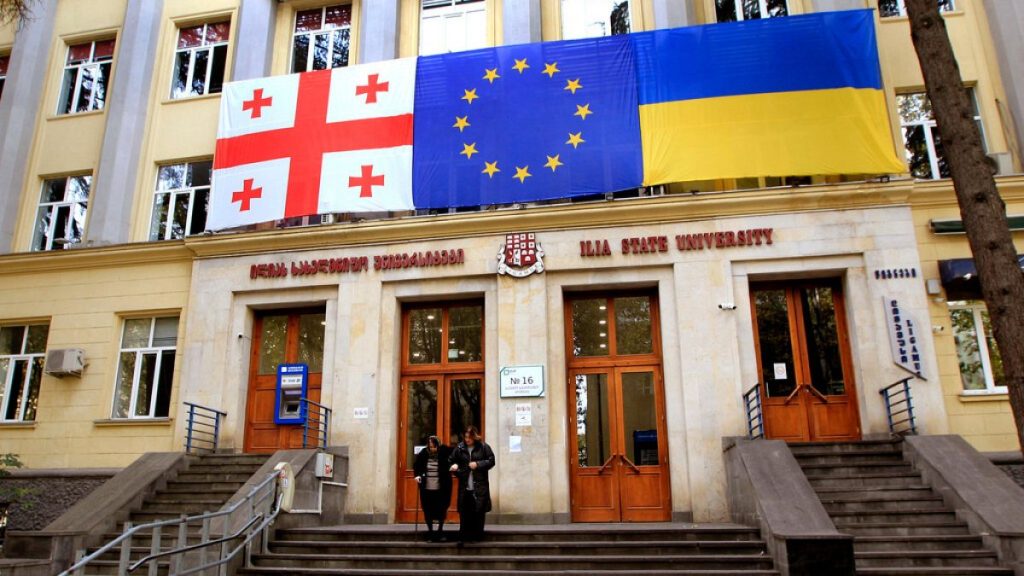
396;302;484;523
567;293;671;522
244;308;325;453
750;281;861;442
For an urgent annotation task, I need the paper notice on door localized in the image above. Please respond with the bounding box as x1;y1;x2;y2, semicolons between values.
515;403;532;426
509;436;522;453
773;363;787;380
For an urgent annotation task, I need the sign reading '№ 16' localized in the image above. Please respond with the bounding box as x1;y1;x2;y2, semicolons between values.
207;10;902;231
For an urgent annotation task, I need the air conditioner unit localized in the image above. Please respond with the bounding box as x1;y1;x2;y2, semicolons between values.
44;348;85;378
988;152;1014;176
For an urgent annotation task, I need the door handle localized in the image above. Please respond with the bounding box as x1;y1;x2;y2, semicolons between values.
619;454;641;474
806;385;829;404
783;384;802;405
596;456;616;475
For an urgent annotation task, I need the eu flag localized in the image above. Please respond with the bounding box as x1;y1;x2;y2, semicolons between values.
412;35;642;209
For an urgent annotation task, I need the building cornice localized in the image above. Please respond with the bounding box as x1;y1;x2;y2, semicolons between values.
0;241;193;275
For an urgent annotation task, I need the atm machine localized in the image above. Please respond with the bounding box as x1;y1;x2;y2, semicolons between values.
274;363;308;425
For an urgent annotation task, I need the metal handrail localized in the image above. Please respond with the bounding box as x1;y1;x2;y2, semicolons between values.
300;397;331;450
742;384;765;439
184;402;227;454
62;469;279;576
880;376;918;436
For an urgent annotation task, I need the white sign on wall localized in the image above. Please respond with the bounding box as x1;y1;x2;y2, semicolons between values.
883;297;926;379
499;365;545;397
515;403;532;426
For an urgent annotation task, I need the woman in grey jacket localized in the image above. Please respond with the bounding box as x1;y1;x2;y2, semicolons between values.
448;425;495;543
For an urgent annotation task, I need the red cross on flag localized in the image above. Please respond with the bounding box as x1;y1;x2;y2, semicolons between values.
208;58;417;230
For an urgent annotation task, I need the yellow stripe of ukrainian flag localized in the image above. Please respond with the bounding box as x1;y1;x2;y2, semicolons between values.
640;87;906;185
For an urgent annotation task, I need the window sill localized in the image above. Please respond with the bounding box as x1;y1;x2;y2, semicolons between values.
94;417;173;427
161;92;221;106
958;391;1009;403
46;109;106;122
0;421;37;430
879;10;964;22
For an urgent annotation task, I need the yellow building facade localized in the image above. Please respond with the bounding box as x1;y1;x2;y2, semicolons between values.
0;0;1021;522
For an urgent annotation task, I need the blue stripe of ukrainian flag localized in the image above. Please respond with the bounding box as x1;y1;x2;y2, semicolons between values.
632;9;905;185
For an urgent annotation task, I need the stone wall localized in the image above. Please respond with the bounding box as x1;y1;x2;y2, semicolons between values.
0;471;115;532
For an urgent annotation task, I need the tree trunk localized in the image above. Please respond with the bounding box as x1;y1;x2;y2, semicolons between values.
903;0;1024;451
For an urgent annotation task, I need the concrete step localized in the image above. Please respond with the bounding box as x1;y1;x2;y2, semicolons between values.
800;462;915;476
788;440;903;455
172;471;254;483
239;569;781;576
248;552;776;571
839;523;971;537
274;526;766;544
267;539;770;557
138;501;225;514
807;473;924;490
192;454;268;466
185;463;265;474
165;479;247;491
794;452;907;466
822;496;947;513
856;568;1013;575
813;487;934;500
830;509;958;525
147;495;228;506
853;535;985;553
855;550;1000;568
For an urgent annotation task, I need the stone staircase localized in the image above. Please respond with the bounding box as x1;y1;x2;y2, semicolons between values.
792;439;1013;575
238;524;779;575
77;452;269;575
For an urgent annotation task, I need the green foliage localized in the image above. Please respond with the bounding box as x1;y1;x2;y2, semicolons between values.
0;453;23;477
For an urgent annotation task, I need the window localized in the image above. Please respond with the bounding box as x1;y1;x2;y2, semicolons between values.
0;324;48;422
878;0;954;18
171;22;229;99
949;301;1005;394
0;54;9;101
716;0;788;22
897;88;983;179
561;0;630;40
57;40;114;115
33;175;90;251
292;5;351;73
419;0;486;56
112;317;178;419
149;161;211;240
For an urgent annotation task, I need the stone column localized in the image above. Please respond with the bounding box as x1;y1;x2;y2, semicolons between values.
982;0;1024;165
0;0;59;253
359;0;401;63
503;0;541;45
810;0;867;11
231;0;276;81
651;0;696;29
86;0;164;246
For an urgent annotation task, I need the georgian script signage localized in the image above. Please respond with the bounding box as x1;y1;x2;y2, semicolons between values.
499;365;545;398
250;249;465;279
581;228;774;258
884;297;926;378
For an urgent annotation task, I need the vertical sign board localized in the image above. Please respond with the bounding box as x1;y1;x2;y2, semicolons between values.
275;363;309;424
499;365;545;397
883;297;926;378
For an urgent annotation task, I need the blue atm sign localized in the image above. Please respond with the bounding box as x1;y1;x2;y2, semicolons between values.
275;364;308;425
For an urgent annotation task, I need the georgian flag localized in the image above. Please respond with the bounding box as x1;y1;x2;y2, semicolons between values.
208;58;417;230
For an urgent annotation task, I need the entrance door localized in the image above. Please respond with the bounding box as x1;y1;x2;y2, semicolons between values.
567;293;671;522
750;281;860;442
244;308;325;453
396;302;484;523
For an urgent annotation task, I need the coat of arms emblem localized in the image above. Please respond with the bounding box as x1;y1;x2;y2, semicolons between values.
497;233;545;277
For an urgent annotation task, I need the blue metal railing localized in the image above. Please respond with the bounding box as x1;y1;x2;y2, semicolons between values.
743;384;765;440
300;398;331;450
880;377;918;436
183;402;227;454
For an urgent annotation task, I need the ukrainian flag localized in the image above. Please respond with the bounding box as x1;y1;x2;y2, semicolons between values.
633;9;905;185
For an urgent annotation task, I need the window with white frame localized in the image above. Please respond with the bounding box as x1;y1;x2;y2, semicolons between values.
561;0;630;40
32;175;90;251
878;0;954;18
57;39;114;115
171;22;229;99
420;0;487;56
715;0;788;22
149;161;211;241
111;317;178;419
897;88;983;180
292;5;351;73
0;324;48;422
949;301;1006;394
0;54;10;102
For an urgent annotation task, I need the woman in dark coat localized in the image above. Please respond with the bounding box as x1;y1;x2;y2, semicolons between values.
413;435;452;541
448;425;495;543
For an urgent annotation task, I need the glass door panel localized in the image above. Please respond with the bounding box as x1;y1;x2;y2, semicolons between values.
448;378;481;446
575;372;611;468
405;379;439;464
620;371;658;466
799;287;846;396
753;289;796;398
